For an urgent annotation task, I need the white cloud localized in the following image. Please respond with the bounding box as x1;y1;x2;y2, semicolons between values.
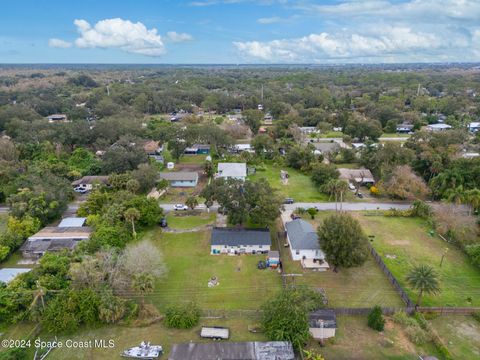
235;0;480;63
73;18;166;56
257;16;284;24
166;31;193;42
48;38;72;48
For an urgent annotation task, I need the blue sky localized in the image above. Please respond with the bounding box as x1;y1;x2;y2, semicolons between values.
1;0;479;63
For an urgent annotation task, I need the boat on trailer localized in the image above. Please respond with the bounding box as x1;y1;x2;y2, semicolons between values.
121;342;163;359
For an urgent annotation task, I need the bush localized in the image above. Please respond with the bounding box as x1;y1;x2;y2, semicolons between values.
392;311;417;327
164;302;201;329
367;306;385;331
405;324;428;344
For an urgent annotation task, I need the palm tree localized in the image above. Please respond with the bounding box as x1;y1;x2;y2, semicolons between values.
322;179;349;212
186;196;199;210
406;265;440;307
132;272;154;308
124;207;141;239
444;185;466;206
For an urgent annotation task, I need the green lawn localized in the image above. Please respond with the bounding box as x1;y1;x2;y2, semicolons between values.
317;131;343;138
248;164;328;202
314;315;440;360
165;212;216;229
144;229;282;311
277;218;403;308
179;154;207;164
427;315;480;359
355;215;480;307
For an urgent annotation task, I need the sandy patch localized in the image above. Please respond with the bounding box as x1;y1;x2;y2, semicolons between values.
390;240;410;246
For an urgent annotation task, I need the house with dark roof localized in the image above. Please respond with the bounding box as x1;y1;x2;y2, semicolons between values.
168;341;294;360
309;309;337;340
71;176;109;190
159;171;199;187
20;226;92;259
210;228;271;255
285;219;328;270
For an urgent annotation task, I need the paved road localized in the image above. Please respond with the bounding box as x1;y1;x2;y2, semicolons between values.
0;207;8;214
159;201;410;213
284;202;411;211
319;137;409;142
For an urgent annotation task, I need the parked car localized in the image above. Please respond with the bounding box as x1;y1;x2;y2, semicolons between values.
357;192;364;198
159;218;168;227
283;198;294;204
73;186;88;194
173;204;188;211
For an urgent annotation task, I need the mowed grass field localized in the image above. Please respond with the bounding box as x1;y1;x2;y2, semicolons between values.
144;229;282;311
355;215;480;307
165;212;216;229
277;217;404;308
248;164;328;202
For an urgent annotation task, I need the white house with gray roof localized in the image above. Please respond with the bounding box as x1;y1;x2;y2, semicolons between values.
285;219;326;263
210;227;271;255
217;162;247;181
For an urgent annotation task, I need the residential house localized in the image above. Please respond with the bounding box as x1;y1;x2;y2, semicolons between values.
71;176;109;190
309;309;337;340
468;122;480;133
217;162;247;181
427;123;452;132
338;168;375;185
184;144;211;155
299;126;320;135
232;144;254;153
20;226;92;259
396;124;414;133
168;342;294;360
312;142;340;155
159;172;199;187
285;219;329;270
210;228;271;255
143;140;162;155
47;114;69;123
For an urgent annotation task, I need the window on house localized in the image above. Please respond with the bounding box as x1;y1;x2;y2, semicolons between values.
296;250;300;255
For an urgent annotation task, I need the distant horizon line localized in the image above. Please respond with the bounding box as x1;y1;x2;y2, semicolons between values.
1;62;480;67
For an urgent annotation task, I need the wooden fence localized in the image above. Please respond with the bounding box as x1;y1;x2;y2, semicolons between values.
368;243;415;308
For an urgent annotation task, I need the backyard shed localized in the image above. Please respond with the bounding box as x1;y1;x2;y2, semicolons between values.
309;309;337;340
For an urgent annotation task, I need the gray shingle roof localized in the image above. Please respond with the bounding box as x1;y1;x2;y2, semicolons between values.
168;342;294;360
159;172;198;181
211;228;271;246
309;309;337;329
285;219;320;250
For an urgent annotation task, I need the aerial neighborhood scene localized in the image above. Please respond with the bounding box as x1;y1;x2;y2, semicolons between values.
1;1;480;359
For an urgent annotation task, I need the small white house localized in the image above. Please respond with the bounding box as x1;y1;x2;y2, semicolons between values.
427;123;452;132
210;227;271;255
285;219;328;269
468;122;480;133
71;176;109;190
309;310;337;340
217;162;247;181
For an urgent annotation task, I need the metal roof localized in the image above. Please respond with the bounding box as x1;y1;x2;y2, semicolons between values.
28;227;92;240
0;268;31;284
285;219;320;250
168;342;294;360
211;228;271;246
58;217;87;227
159;171;198;182
218;162;247;178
